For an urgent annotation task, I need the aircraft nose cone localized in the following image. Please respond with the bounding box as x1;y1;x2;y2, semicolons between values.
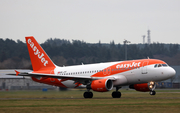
169;67;176;78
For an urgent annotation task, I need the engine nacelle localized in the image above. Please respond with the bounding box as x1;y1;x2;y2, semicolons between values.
90;78;113;92
129;82;156;92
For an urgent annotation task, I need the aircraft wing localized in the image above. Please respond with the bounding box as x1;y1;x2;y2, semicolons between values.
6;70;116;80
19;72;92;79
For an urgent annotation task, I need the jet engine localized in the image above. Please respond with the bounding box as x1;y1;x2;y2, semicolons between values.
129;82;156;92
89;78;113;92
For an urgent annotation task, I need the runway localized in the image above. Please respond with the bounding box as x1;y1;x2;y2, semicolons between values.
0;90;180;113
1;95;180;100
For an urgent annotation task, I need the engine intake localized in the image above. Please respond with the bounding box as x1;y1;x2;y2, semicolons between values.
90;78;113;92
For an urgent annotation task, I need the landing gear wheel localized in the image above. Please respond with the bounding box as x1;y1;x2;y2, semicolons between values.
112;91;121;98
149;91;156;95
84;92;93;98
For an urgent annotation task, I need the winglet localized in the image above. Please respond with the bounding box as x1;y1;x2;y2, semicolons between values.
15;70;20;76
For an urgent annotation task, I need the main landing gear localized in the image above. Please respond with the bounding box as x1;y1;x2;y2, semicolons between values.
112;87;121;98
83;87;122;98
149;90;156;95
83;91;93;98
83;86;122;98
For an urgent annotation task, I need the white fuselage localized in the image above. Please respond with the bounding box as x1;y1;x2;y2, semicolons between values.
52;60;175;88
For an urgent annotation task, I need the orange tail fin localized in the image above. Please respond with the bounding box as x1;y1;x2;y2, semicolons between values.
25;36;56;71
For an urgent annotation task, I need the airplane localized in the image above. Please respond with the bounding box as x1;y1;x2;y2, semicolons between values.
11;36;176;98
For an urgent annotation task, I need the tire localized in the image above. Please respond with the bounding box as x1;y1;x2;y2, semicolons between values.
150;91;156;95
112;91;121;98
83;92;93;98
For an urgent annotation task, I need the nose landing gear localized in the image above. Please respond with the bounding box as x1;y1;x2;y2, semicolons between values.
149;90;156;95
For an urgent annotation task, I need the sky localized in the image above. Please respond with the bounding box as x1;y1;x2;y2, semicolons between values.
0;0;180;44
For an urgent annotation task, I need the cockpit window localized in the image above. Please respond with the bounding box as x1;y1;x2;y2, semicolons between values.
154;64;157;68
158;64;162;67
162;64;168;67
154;64;168;68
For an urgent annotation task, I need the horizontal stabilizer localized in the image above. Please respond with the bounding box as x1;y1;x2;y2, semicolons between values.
15;70;20;76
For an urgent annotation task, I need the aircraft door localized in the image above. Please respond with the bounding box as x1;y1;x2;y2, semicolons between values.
141;61;148;74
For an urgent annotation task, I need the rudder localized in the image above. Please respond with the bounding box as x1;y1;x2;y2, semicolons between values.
25;36;56;71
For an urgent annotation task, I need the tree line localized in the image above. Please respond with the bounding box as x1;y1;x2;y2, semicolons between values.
0;38;179;69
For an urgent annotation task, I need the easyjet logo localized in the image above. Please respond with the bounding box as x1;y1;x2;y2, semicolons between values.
28;39;48;66
116;62;141;68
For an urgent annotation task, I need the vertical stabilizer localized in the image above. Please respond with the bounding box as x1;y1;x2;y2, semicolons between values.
25;36;56;72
